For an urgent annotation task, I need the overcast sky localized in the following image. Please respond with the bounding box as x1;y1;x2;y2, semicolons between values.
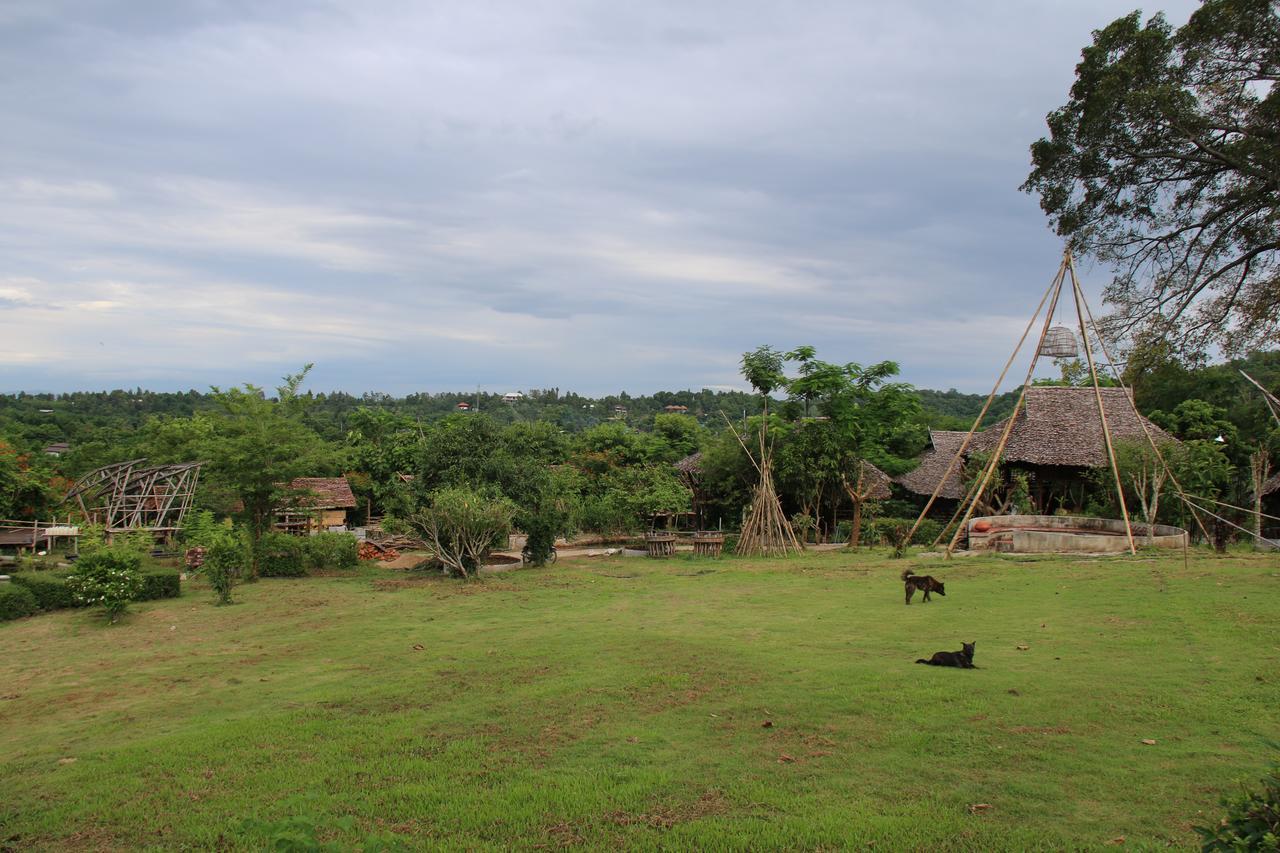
0;0;1201;396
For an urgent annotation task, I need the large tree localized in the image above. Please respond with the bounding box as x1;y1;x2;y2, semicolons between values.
1024;0;1280;356
190;366;337;577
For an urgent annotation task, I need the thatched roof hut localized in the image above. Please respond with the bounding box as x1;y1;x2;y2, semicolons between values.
894;431;968;500
967;387;1175;467
852;460;894;500
674;452;703;477
896;387;1176;506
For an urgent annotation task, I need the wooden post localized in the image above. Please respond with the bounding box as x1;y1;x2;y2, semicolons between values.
1066;254;1136;555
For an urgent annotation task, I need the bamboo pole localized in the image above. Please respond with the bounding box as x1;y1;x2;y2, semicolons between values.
1066;253;1136;555
1240;370;1280;428
1075;276;1214;544
908;255;1066;544
944;250;1072;557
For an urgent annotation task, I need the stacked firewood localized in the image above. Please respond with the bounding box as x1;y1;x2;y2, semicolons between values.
358;541;400;562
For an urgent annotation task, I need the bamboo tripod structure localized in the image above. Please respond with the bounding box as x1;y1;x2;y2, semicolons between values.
723;411;803;557
905;247;1212;559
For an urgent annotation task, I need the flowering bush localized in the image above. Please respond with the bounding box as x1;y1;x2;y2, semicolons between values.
67;551;143;622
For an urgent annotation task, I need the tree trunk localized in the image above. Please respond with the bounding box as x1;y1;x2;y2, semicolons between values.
1251;450;1271;550
850;498;863;549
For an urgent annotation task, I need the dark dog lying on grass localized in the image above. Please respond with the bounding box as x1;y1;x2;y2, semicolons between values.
916;641;976;668
902;568;945;604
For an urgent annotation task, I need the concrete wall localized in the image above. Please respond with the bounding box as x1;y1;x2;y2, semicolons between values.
968;514;1187;553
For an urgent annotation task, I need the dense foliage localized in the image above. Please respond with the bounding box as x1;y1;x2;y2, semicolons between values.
2;347;1278;552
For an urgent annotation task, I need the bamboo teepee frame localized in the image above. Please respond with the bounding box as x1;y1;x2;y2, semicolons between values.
907;247;1211;558
723;412;803;557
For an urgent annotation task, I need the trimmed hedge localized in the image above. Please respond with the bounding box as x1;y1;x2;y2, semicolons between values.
136;570;181;601
0;584;39;621
9;569;179;611
10;573;81;611
257;532;306;577
303;532;358;571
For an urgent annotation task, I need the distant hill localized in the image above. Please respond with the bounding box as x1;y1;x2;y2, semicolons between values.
913;388;1020;429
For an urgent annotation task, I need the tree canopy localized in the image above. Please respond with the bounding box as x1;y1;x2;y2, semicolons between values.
1024;0;1280;357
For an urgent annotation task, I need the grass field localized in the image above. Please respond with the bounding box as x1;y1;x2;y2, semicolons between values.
2;548;1278;850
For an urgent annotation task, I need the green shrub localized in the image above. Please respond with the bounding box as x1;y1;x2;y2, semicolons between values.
80;526;154;562
519;510;562;567
10;573;81;611
1197;761;1280;851
910;518;944;547
135;571;181;601
409;486;514;579
67;550;144;622
303;532;358;571
521;525;556;567
256;532;306;577
791;513;816;543
0;584;39;621
182;510;228;549
861;517;944;548
205;536;247;605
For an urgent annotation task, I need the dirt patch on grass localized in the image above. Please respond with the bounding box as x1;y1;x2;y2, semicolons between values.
757;725;845;763
379;552;433;570
454;581;519;595
1009;725;1073;735
541;820;586;847
371;578;435;591
607;789;730;829
1102;616;1148;629
1216;608;1269;625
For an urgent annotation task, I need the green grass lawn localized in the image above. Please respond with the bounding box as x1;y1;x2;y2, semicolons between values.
2;548;1278;850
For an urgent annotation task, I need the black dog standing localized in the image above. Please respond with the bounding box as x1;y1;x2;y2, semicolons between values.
902;569;945;604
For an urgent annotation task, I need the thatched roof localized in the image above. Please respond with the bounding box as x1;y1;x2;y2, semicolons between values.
1262;471;1280;497
674;452;703;475
895;387;1176;498
968;387;1175;467
284;477;357;509
852;460;894;500
895;431;968;499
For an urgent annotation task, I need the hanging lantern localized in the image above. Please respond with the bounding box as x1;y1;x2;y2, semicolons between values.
1038;326;1079;358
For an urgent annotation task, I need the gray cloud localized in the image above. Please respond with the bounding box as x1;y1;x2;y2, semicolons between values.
0;0;1201;395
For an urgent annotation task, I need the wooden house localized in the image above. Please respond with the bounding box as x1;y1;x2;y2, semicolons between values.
275;477;358;535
